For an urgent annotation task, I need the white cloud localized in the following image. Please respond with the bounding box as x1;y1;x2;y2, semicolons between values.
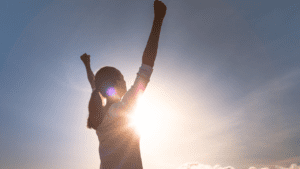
177;162;234;169
177;163;300;169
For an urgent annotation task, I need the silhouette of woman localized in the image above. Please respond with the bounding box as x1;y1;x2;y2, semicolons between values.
81;0;166;168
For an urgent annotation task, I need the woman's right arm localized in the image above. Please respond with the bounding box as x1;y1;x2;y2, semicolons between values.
142;0;167;68
121;0;166;110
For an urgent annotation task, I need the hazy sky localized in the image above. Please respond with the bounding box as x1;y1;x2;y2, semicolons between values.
0;0;299;169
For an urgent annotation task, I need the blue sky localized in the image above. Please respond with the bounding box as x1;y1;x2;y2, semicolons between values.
0;0;299;169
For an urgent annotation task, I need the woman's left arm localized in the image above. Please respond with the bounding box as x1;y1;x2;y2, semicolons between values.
81;53;96;90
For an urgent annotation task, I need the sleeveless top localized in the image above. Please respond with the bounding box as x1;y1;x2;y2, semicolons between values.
96;64;153;169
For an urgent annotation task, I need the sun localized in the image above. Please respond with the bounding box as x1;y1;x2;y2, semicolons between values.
128;96;158;138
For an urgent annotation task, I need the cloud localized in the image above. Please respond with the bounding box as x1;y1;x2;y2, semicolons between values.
274;164;300;169
172;68;300;168
177;163;300;169
177;162;234;169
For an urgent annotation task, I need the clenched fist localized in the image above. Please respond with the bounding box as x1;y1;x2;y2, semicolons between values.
80;53;90;65
154;0;167;20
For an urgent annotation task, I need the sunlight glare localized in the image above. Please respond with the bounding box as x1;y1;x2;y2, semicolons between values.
129;95;158;138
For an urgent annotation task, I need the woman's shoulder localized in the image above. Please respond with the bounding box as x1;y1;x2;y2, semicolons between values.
106;102;125;117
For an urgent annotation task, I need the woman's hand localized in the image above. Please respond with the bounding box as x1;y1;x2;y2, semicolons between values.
154;0;167;21
80;53;91;65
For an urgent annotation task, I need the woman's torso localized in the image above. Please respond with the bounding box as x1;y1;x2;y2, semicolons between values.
96;102;142;169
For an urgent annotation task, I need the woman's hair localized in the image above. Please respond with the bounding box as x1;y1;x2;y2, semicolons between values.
87;66;127;130
94;66;126;98
87;91;103;129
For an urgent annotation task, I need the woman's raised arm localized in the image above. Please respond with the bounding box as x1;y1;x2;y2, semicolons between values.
142;0;167;68
121;0;167;110
81;53;96;90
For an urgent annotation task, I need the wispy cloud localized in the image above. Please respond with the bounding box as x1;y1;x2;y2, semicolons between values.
217;68;300;166
173;68;300;168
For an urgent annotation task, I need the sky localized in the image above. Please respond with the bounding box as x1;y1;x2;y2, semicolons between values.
0;0;299;169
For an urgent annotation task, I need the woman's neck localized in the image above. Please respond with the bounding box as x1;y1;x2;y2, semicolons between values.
106;98;120;105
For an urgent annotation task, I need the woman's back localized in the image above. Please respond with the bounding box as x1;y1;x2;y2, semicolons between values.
96;102;142;169
96;64;153;169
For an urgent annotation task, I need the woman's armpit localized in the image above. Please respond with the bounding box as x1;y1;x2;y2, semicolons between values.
122;77;147;105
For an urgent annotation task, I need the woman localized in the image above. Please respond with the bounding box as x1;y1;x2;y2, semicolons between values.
81;0;166;168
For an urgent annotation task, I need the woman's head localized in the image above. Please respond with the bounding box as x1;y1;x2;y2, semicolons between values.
95;66;127;100
87;66;126;130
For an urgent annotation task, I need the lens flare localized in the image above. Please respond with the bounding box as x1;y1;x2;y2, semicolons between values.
106;87;116;96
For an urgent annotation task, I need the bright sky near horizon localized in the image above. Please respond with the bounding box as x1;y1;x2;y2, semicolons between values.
0;0;299;169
